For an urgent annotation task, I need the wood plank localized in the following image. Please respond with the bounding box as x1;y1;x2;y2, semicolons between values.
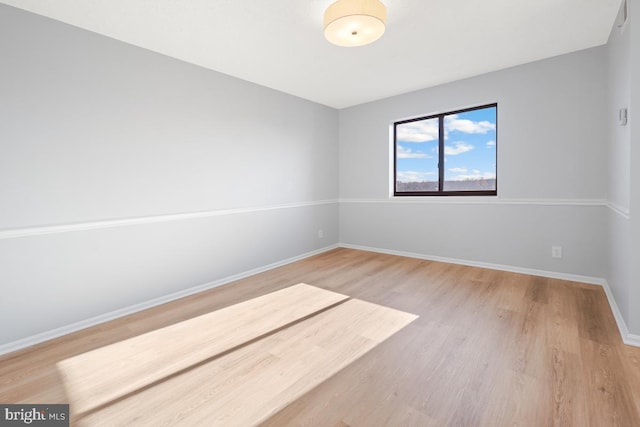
2;248;639;426
78;298;418;426
56;283;348;415
580;339;640;427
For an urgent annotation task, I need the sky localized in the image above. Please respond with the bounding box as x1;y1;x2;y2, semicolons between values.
395;106;497;183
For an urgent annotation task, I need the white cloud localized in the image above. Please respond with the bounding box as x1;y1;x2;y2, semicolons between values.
486;140;496;147
445;115;495;134
397;145;432;159
448;167;468;173
444;142;473;155
397;170;436;182
396;119;439;142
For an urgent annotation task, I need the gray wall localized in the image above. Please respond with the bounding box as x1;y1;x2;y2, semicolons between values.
0;5;339;348
606;0;634;336
2;1;639;351
628;0;640;335
605;0;640;340
339;47;609;279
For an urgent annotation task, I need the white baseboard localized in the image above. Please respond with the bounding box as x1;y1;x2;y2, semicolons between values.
339;243;604;285
3;242;638;355
600;279;640;347
624;334;640;347
0;244;339;357
339;243;640;348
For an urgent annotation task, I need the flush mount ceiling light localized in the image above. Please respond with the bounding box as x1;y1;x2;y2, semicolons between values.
324;0;387;47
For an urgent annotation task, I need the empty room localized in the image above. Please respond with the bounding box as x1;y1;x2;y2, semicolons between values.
1;0;639;425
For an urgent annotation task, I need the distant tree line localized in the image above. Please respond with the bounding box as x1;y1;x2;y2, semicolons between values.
396;179;496;192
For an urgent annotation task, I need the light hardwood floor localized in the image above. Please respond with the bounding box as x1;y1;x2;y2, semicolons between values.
57;283;351;417
77;295;417;426
1;248;639;426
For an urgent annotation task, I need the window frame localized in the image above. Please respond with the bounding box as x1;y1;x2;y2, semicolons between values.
393;103;498;197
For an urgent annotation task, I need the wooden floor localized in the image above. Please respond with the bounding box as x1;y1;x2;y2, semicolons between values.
1;248;639;426
57;283;353;417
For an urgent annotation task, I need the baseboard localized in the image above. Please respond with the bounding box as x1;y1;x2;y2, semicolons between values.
339;243;640;348
600;279;640;347
339;243;605;285
0;244;339;357
624;333;640;347
4;242;638;355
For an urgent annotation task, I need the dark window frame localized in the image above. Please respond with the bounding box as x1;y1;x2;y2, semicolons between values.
394;103;498;197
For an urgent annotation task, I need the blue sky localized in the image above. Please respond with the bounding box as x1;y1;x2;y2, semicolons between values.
396;106;496;183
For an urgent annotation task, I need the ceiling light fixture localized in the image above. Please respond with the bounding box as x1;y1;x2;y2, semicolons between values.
324;0;387;47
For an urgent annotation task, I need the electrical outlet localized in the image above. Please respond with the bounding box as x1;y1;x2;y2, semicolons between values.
318;229;324;239
551;246;562;259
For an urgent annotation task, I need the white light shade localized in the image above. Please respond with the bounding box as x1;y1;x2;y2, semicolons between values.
324;0;386;47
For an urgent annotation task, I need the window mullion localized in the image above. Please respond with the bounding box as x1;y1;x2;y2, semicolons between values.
438;115;445;192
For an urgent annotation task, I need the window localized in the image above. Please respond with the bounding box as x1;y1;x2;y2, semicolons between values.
394;103;497;196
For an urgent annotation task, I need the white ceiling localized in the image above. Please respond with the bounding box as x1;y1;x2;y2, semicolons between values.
0;0;622;108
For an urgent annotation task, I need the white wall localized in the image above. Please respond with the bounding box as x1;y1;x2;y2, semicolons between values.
0;5;339;349
339;47;609;278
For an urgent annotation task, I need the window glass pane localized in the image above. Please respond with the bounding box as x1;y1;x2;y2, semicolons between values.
395;117;439;192
443;106;496;192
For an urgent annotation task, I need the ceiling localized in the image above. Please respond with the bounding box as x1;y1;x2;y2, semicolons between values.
0;0;623;109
